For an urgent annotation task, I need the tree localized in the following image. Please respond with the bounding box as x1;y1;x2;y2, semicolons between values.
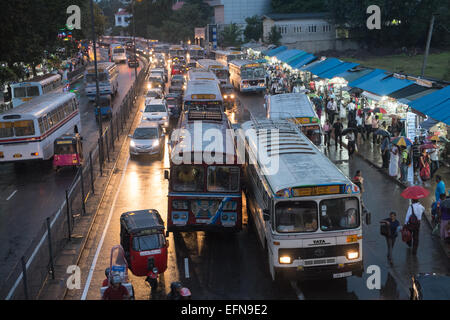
267;25;282;46
271;0;327;13
97;0;124;29
220;23;243;47
244;15;263;42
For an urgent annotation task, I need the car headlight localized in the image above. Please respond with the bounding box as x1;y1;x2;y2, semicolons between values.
347;251;359;260
230;94;235;99
152;140;159;147
223;95;228;99
147;83;152;89
279;256;292;264
162;116;167;120
130;140;135;147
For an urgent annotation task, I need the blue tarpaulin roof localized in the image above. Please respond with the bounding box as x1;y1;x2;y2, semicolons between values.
335;68;373;83
289;54;316;69
305;58;343;76
408;86;450;125
347;69;386;87
265;46;287;57
316;62;360;79
299;59;323;71
275;49;306;63
353;72;414;96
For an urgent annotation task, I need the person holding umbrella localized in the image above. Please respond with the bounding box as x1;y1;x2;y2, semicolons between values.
401;186;428;255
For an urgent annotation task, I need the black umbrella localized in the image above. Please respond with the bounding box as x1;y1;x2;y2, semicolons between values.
375;129;391;137
342;127;359;135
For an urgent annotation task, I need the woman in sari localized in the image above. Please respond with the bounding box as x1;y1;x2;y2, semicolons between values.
389;145;399;177
419;149;431;182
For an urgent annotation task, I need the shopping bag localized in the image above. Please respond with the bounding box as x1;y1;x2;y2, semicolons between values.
420;165;430;181
432;223;440;237
401;225;412;242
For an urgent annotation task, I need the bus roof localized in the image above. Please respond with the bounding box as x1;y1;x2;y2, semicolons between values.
86;62;116;73
229;59;264;68
240;119;354;195
214;50;243;55
268;93;317;120
11;73;61;87
188;70;218;82
184;80;222;102
196;59;228;70
1;92;76;120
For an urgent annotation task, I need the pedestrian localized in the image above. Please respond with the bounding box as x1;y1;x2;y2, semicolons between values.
364;113;373;140
346;129;356;156
339;101;346;122
323;120;332;148
438;195;450;241
352;170;364;193
327;98;337;124
381;135;391;169
429;141;440;177
404;198;425;255
412;137;421;179
380;211;401;265
315;98;323;120
399;146;410;183
372;115;380;144
389;144;399;178
419;149;431;183
347;99;356;123
332;118;343;149
356;110;364;143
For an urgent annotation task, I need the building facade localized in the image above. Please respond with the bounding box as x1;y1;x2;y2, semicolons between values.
115;8;132;28
263;13;358;53
210;0;271;28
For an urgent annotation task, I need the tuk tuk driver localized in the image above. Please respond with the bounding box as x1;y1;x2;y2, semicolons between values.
102;275;130;300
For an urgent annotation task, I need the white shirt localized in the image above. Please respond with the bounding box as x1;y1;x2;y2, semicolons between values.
356;115;363;126
347;102;355;111
429;148;439;161
404;202;425;224
327;101;337;111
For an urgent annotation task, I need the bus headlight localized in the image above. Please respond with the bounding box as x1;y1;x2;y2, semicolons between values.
347;251;359;260
223;95;228;99
223;201;237;210
172;200;189;210
279;256;292;264
230;94;235;99
147;83;152;89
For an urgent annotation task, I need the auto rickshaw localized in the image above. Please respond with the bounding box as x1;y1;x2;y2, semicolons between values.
94;95;112;120
53;133;83;171
100;245;135;300
120;209;168;291
221;84;235;110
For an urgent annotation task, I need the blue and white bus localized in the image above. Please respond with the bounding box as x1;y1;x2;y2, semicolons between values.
229;59;266;93
84;62;119;101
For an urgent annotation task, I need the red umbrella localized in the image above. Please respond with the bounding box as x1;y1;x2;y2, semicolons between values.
401;186;430;199
420;143;436;150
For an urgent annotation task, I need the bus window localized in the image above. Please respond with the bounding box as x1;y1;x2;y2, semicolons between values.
13;87;26;98
13;120;35;136
275;201;318;233
207;166;240;192
172;165;204;192
27;86;40;96
0;122;14;138
319;197;359;231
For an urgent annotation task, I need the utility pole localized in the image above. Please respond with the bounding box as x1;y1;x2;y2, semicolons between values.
132;0;138;79
421;14;436;77
90;0;103;148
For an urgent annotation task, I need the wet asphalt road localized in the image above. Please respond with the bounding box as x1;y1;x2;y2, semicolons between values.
66;90;449;300
0;48;143;282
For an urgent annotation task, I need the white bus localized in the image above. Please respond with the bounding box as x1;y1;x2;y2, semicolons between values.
0;92;81;162
84;62;119;101
229;60;266;93
183;80;223;112
187;45;205;62
11;74;63;108
196;59;230;88
213;50;244;66
186;69;219;84
238;119;367;281
110;44;127;63
266;92;322;146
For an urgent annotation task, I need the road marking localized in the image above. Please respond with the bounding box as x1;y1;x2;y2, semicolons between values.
184;258;190;279
81;156;130;300
6;190;17;201
290;281;305;300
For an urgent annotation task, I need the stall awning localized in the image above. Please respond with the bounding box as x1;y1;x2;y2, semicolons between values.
420;117;440;130
389;84;432;99
348;69;386;87
274;49;306;63
288;54;316;69
300;59;324;71
336;68;373;83
265;46;287;57
362;91;382;101
408;86;450;125
305;58;343;76
397;89;438;105
352;72;414;96
316;62;360;79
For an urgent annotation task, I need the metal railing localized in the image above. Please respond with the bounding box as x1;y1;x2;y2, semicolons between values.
0;58;149;300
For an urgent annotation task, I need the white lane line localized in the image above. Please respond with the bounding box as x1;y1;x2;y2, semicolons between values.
6;190;17;201
184;258;190;279
80;157;130;300
290;281;305;300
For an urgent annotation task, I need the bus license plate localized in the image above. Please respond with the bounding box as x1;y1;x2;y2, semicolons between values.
13;154;22;158
333;271;352;279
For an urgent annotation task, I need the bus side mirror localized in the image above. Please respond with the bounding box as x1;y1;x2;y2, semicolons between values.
164;170;169;180
263;209;270;221
365;210;371;225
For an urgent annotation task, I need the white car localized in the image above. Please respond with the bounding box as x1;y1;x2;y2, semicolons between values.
145;88;164;99
141;98;169;128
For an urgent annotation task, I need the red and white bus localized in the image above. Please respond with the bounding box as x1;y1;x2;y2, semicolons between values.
165;107;242;233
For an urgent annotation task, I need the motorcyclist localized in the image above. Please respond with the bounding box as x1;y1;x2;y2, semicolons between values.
102;275;130;300
167;281;182;300
102;267;111;287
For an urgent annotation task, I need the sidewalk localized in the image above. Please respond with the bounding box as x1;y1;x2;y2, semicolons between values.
327;115;450;258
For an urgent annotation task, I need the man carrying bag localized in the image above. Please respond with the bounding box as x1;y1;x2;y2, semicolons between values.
404;199;425;255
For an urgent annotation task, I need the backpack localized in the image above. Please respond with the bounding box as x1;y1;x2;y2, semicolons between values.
407;205;420;230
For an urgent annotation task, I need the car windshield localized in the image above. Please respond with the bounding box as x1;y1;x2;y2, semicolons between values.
319;197;359;231
132;234;165;251
144;104;166;112
172;76;183;81
55;143;76;154
275;201;318;233
172;165;204;192
146;91;161;98
241;67;265;79
133;127;158;139
207;166;240;192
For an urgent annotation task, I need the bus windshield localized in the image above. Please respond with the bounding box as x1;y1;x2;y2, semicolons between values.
275;201;318;233
207;166;240;192
214;70;228;79
0;120;35;138
319;197;359;231
113;48;125;53
241;67;265;79
14;86;40;98
172;165;204;192
86;73;108;83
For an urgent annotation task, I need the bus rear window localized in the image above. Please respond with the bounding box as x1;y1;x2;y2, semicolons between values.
13;87;26;98
0;122;14;138
14;120;35;136
27;86;40;97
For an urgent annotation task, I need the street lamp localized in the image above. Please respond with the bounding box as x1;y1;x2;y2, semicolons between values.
131;0;140;80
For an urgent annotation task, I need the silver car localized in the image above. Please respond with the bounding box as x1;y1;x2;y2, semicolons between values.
129;122;165;159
